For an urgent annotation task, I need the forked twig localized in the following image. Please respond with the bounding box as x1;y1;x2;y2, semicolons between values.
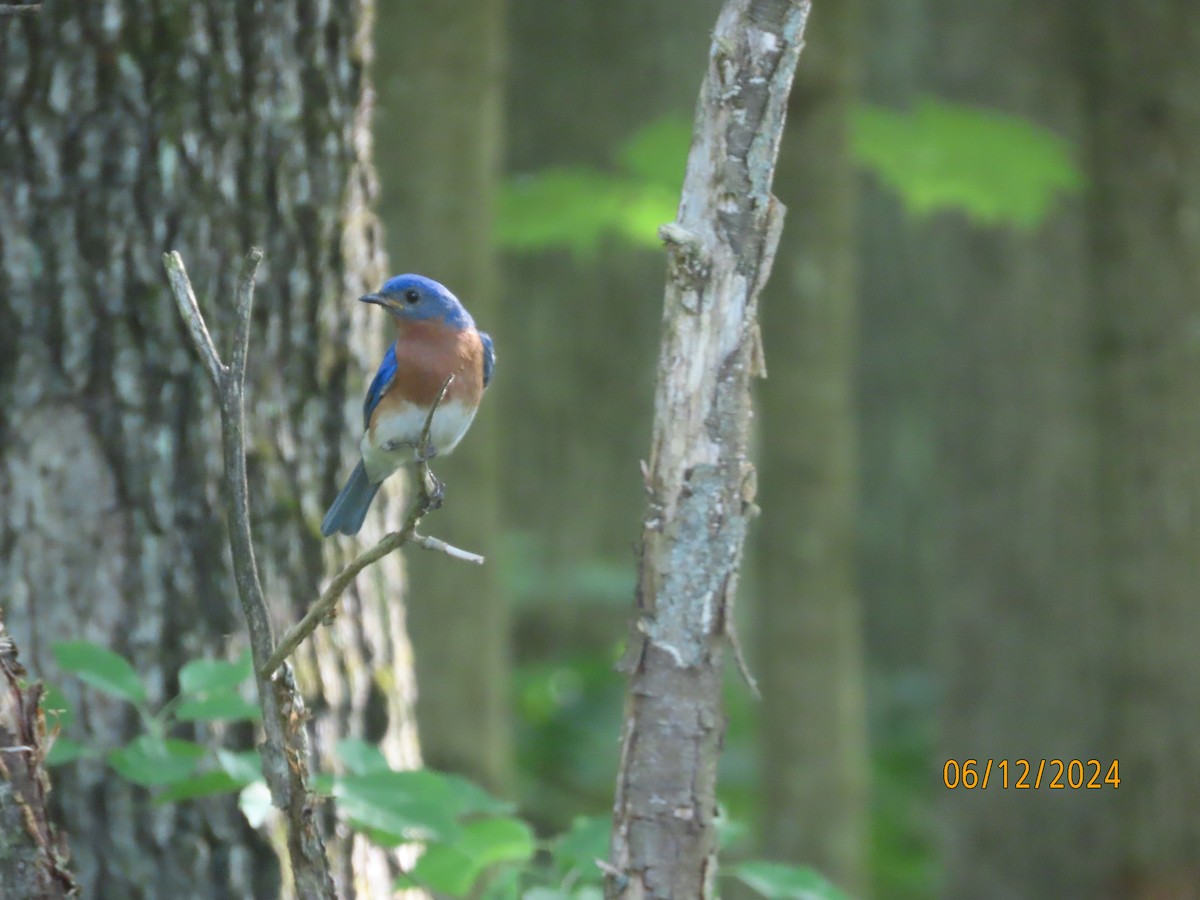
163;249;335;900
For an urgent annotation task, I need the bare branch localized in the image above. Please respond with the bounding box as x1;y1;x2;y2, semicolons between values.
411;533;485;564
162;250;335;900
230;247;263;391
163;252;225;392
261;374;483;679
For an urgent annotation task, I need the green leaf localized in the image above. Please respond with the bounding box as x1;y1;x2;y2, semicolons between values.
731;861;850;900
45;738;85;767
174;689;261;722
333;770;465;845
616;115;691;190
335;737;390;775
552;815;610;880
459;816;535;867
852;97;1083;228
155;769;244;803
239;780;273;827
409;817;534;897
478;866;522;900
108;735;205;786
40;683;74;730
497;167;633;255
409;844;476;896
52;641;146;704
179;653;252;696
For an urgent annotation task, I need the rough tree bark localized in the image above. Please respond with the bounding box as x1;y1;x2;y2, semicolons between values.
0;3;419;897
0;611;76;899
607;2;811;897
756;1;869;892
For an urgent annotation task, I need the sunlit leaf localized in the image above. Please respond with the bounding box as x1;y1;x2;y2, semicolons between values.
52;641;146;704
616;114;691;190
731;860;850;900
853;97;1083;228
497;167;631;255
239;781;273;827
178;653;252;696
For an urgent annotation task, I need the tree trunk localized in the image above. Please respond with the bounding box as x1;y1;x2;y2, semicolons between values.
373;0;512;795
0;3;418;897
924;3;1117;896
1082;4;1200;895
0;611;76;899
755;1;869;893
607;2;810;897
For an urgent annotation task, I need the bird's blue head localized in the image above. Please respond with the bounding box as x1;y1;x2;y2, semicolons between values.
360;274;473;329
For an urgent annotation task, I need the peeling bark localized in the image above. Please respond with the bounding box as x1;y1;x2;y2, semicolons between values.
0;611;76;899
607;2;811;898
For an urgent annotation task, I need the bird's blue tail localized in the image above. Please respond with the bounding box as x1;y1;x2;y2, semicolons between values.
321;461;382;537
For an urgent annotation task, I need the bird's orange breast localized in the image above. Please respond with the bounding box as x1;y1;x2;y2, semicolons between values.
378;320;484;415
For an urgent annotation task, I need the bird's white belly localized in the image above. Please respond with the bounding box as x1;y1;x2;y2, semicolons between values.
360;399;478;483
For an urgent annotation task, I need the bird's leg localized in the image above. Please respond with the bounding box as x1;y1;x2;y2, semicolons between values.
420;468;445;510
414;434;438;464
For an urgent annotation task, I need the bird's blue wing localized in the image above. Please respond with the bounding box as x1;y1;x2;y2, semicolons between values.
479;331;495;388
363;342;398;429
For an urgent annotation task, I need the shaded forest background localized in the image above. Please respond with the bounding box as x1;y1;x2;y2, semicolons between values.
3;0;1199;898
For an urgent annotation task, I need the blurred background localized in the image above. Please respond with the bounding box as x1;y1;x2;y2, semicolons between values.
3;0;1197;897
375;1;1200;898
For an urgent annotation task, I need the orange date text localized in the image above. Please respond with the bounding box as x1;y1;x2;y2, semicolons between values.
942;759;1120;789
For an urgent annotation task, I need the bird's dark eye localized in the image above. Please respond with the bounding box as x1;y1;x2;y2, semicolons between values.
404;288;420;304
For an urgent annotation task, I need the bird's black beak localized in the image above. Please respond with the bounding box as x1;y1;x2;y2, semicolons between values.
359;292;386;307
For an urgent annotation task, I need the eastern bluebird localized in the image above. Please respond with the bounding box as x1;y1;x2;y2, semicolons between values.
320;274;495;537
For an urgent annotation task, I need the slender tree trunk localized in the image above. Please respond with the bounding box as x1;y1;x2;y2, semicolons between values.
1082;4;1200;896
0;3;418;897
373;0;513;795
607;2;810;896
756;2;869;893
924;3;1117;896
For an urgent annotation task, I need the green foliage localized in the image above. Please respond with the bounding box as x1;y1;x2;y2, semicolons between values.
852;97;1083;228
499;98;1084;259
52;640;147;704
178;653;253;695
731;860;850;900
45;640;853;899
44;641;265;805
406;818;535;895
108;735;207;786
496;116;690;255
